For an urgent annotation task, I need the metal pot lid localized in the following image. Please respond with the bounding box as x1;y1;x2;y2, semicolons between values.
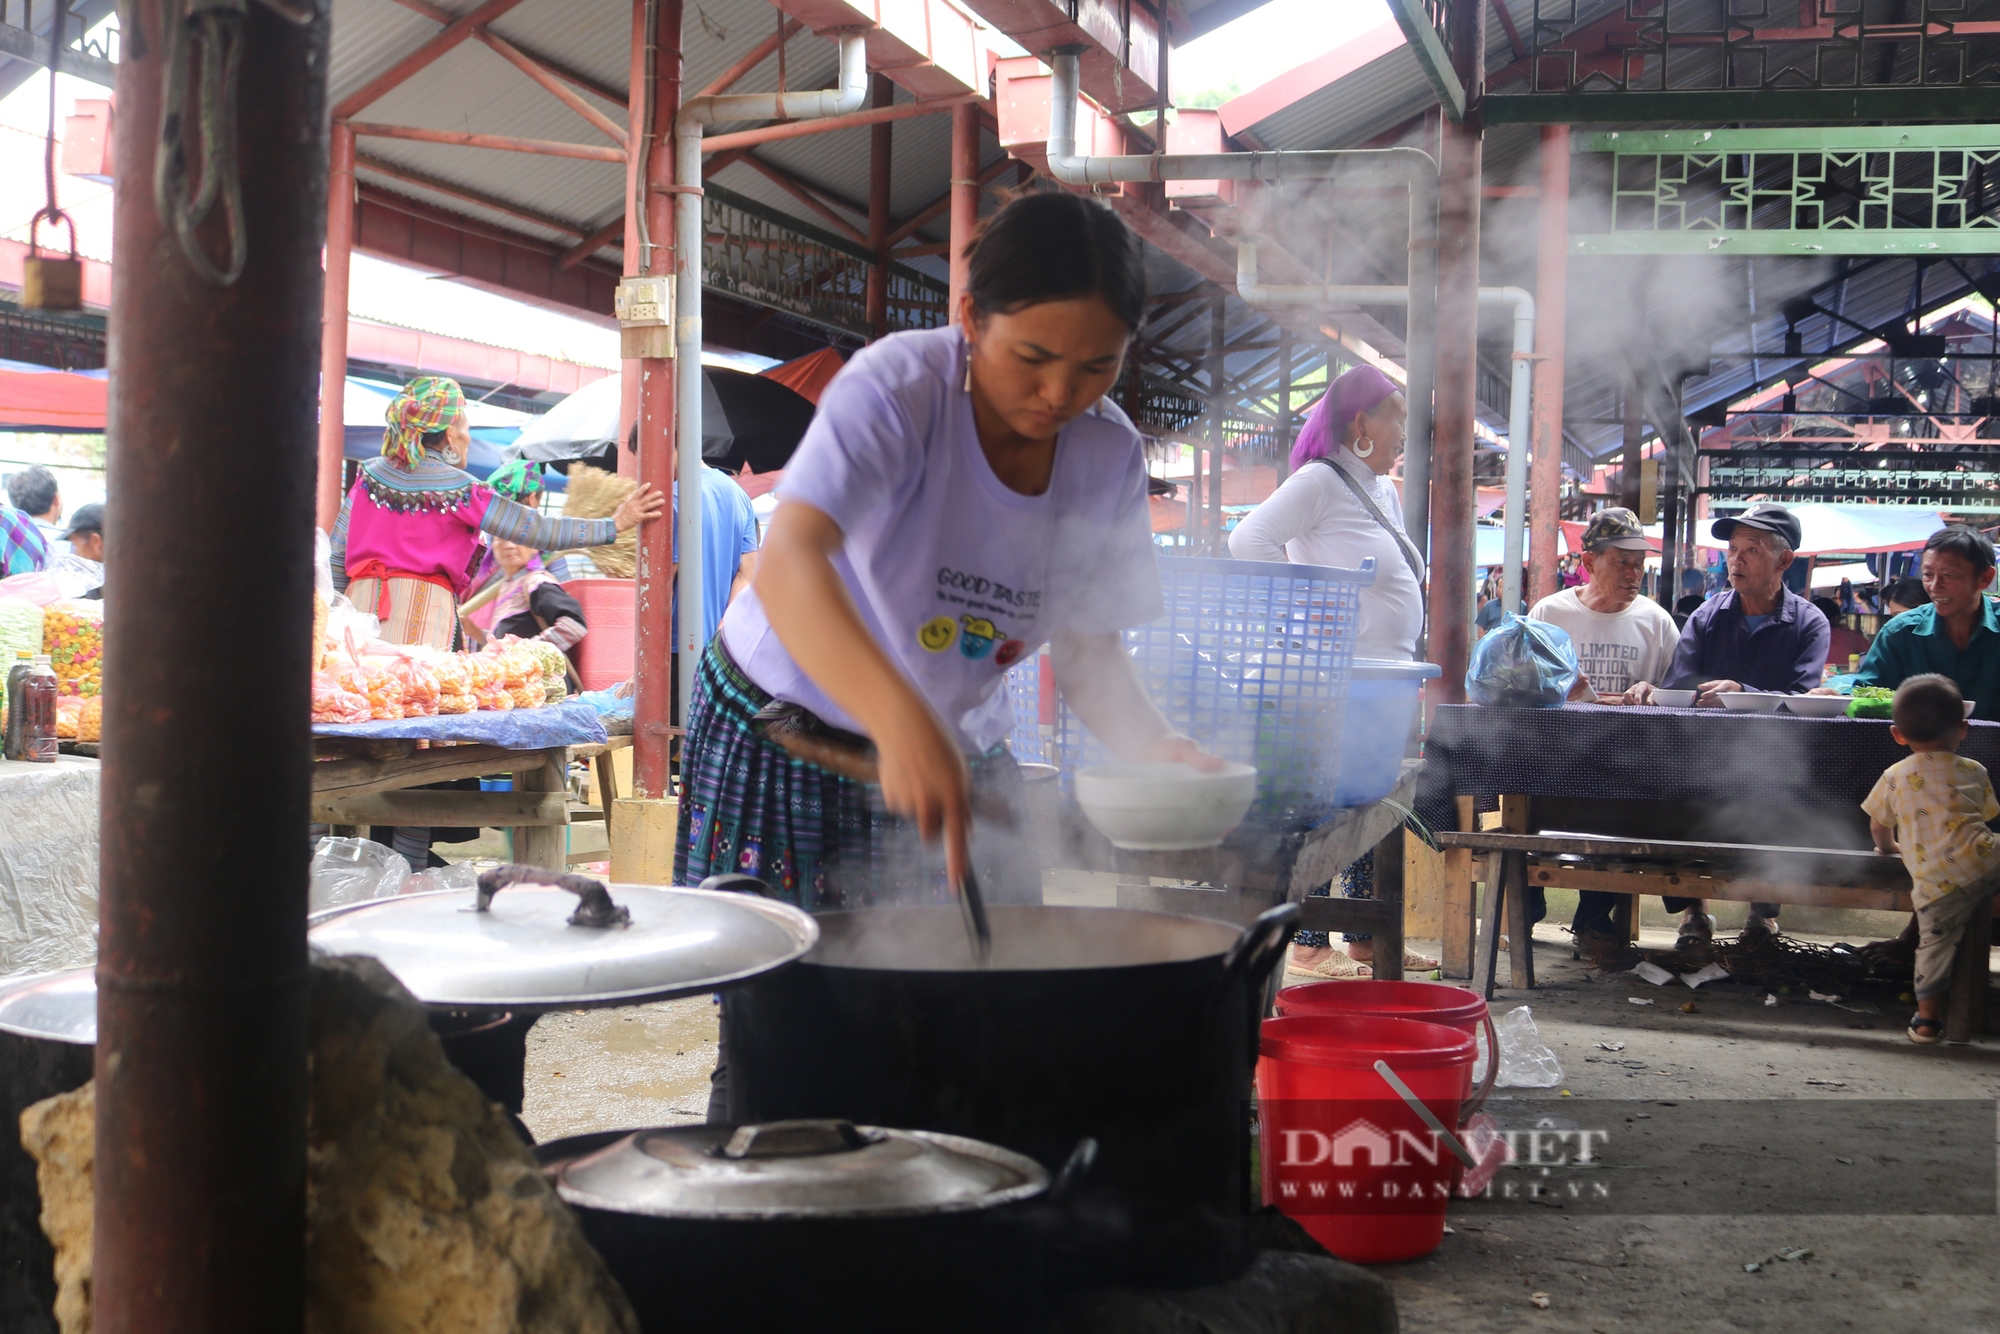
552;1119;1049;1220
0;967;96;1045
307;867;817;1012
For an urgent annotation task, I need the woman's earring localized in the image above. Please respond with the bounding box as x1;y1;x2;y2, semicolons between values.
1352;435;1376;459
964;349;974;393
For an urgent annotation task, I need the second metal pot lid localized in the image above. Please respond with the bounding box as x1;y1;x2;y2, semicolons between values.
307;867;817;1012
551;1119;1049;1220
0;967;96;1045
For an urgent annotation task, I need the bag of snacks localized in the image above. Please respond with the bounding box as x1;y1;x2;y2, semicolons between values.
360;661;406;721
43;600;104;697
426;651;474;714
466;654;513;711
381;654;440;718
77;695;103;744
55;695;83;739
311;670;371;725
514;638;571;704
488;643;542;710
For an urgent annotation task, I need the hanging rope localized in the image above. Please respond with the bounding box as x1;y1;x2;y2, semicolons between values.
32;0;78;265
153;0;316;287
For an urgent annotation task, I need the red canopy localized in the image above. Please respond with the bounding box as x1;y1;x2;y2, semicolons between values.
0;368;108;431
758;346;846;405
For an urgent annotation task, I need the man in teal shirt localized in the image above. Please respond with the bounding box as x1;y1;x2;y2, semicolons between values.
1853;526;2000;720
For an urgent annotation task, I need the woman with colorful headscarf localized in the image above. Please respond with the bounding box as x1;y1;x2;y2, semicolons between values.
330;376;664;648
1229;364;1433;979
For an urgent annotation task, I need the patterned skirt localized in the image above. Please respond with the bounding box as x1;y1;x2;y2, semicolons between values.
346;575;458;650
1294;850;1375;948
675;641;1037;912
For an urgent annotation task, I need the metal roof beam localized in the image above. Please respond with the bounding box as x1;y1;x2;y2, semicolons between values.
1485;88;2000;125
349;122;625;162
387;0;626;104
1383;0;1466;123
698;17;807;99
355;153;594;238
335;0;530;122
700;92;985;155
477;27;628;146
885;155;1020;247
731;152;872;247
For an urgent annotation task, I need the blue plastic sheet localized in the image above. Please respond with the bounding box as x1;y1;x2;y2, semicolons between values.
312;699;608;749
1465;614;1579;709
576;686;635;720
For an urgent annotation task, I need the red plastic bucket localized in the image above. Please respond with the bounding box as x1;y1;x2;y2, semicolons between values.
1257;1014;1477;1264
563;578;635;690
1274;979;1497;1124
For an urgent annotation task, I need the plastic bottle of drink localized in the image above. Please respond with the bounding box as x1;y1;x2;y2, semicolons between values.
3;649;32;760
22;655;58;764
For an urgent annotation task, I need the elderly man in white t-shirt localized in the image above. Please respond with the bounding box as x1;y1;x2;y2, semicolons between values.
1528;506;1693;947
1528;507;1679;704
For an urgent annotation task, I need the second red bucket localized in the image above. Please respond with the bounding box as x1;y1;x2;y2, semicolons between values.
1275;979;1496;1120
1257;1013;1478;1264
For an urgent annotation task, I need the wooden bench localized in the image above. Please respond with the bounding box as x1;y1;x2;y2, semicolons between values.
1433;797;1993;1042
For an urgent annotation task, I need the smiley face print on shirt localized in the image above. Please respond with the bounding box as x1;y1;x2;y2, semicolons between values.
959;615;999;660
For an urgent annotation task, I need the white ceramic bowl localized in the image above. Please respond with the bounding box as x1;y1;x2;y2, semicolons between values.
1718;692;1782;713
1074;761;1258;851
1966;701;1979;719
1650;689;1696;708
1782;695;1851;718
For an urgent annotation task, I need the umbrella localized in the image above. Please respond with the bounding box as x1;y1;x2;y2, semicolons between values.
505;367;814;475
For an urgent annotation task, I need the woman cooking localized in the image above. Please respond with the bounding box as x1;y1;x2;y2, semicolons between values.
1228;365;1435;979
331;375;664;648
676;191;1217;911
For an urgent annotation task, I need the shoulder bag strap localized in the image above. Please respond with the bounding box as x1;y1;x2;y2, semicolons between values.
1313;455;1429;654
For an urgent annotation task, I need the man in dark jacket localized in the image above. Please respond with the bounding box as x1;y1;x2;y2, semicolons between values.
1668;504;1830;702
1663;503;1830;946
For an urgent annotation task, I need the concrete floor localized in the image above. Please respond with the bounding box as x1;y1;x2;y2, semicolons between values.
512;870;1999;1332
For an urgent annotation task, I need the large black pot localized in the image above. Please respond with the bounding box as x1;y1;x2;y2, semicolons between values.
539;1119;1084;1333
719;897;1297;1287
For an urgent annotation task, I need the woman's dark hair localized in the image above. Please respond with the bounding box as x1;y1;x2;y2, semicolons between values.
1924;523;1996;573
1675;593;1706;616
422;428;449;448
964;191;1146;330
1884;575;1929;609
1811;595;1844;622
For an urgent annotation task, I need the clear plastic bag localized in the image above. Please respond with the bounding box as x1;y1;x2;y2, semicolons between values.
310;837;410;912
401;860;483;897
1465;614;1579;708
1490;1004;1564;1088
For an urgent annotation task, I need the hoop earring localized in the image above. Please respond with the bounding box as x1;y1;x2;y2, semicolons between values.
1351;436;1375;459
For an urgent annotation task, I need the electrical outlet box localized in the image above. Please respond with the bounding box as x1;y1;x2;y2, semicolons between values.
614;274;672;327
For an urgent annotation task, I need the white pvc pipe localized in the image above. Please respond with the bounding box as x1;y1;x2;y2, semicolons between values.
673;34;868;722
1047;48;1442;556
1234;242;1534;611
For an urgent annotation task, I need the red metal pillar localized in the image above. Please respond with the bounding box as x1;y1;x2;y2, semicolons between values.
633;0;682;797
316;123;355;532
615;0;649;479
866;74;893;340
948;101;979;315
1527;123;1568;607
1427;3;1485;705
98;4;326;1330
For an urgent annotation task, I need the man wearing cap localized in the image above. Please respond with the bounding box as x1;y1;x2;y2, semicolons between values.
46;502;103;599
1529;508;1680;705
1663;502;1828;943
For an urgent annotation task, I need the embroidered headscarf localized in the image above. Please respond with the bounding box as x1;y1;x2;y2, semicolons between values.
486;459;543;499
382;376;467;470
1289;365;1400;473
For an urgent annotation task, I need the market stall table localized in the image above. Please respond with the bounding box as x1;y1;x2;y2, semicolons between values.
1420;703;2000;1030
312;701;610;871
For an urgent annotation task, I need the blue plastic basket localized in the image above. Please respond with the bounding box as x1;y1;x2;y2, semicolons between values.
1010;556;1375;822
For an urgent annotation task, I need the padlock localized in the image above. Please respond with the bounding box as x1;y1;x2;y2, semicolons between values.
23;210;82;313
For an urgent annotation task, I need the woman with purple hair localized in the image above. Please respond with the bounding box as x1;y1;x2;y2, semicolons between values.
1230;364;1434;977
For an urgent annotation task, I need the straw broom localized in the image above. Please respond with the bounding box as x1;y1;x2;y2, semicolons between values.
551;466;637;579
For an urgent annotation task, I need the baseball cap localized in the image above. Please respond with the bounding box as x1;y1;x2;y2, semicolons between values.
1710;502;1801;551
57;502;102;540
1580;507;1651;552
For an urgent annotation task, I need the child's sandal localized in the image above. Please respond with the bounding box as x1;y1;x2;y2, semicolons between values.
1908;1015;1944;1044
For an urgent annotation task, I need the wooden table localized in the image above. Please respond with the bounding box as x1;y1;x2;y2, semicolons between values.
1101;761;1422;984
312;738;578;870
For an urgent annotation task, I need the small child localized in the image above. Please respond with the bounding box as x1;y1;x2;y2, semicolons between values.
1861;674;2000;1043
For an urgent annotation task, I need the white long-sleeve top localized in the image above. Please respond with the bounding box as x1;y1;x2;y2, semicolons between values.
1228;452;1425;661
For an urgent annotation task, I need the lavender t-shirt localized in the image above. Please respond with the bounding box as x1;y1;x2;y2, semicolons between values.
720;326;1162;752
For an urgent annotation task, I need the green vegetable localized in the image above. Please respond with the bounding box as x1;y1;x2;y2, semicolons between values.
1846;686;1893;719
